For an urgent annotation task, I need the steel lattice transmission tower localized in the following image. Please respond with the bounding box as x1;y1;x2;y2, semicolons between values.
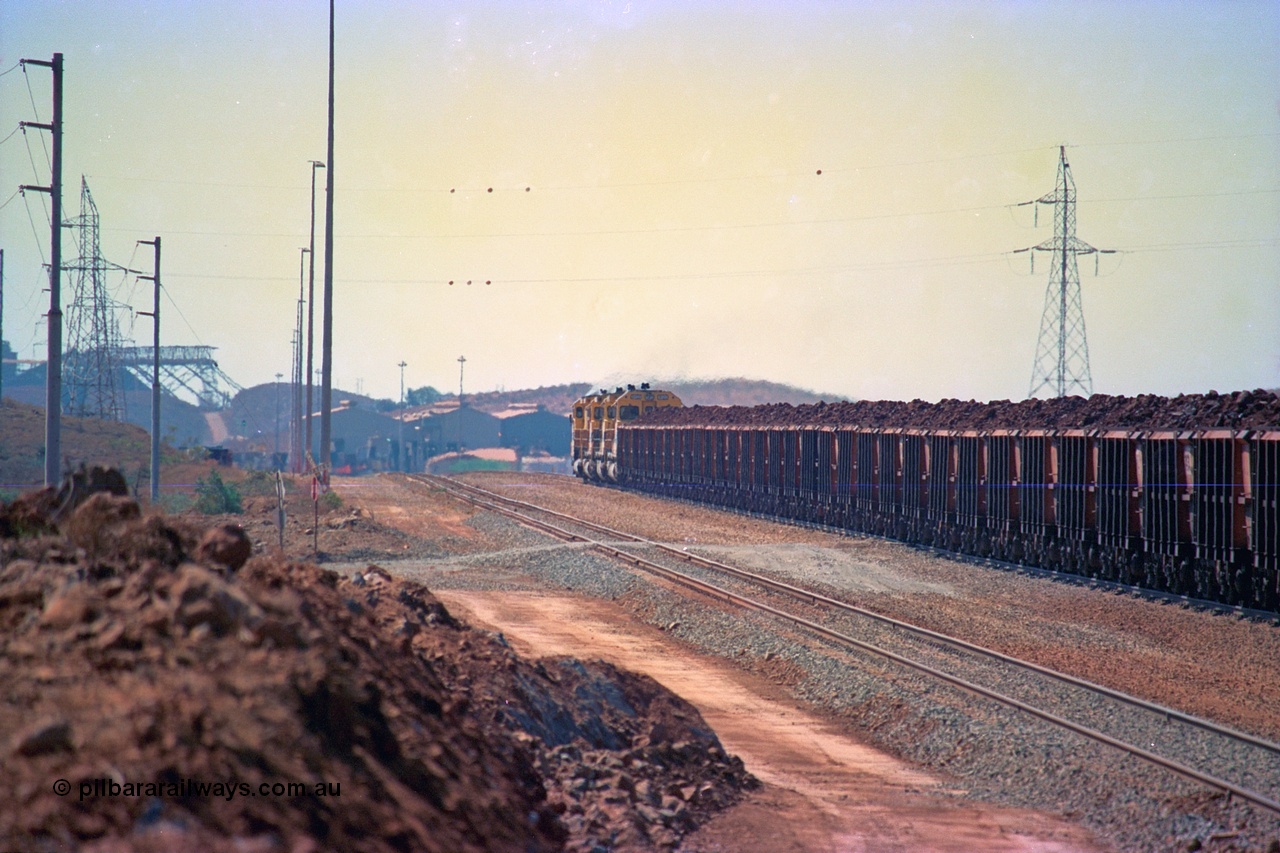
63;176;126;420
1019;146;1113;399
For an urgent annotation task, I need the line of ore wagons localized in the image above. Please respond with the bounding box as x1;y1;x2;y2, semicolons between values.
614;416;1278;612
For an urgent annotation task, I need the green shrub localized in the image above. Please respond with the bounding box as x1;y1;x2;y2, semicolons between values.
319;489;343;511
240;469;278;497
194;470;243;515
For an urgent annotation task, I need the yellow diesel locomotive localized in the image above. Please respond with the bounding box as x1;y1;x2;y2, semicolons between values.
571;383;682;482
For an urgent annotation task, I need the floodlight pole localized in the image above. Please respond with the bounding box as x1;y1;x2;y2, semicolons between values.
398;360;406;471
305;159;324;461
274;372;283;459
319;0;336;477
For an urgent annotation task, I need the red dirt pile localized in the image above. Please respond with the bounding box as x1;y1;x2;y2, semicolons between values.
0;486;755;852
643;389;1280;431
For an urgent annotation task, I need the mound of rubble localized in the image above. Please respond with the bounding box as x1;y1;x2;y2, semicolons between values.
644;388;1280;431
0;479;755;852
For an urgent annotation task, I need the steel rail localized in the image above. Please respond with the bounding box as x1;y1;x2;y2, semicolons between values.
621;482;1279;623
424;474;1280;758
417;473;1280;817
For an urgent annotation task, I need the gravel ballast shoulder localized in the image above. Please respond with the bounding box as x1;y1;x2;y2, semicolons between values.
383;472;1280;852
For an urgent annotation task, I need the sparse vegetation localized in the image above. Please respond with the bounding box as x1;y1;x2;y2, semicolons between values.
319;489;343;511
240;469;280;497
406;385;443;406
193;470;242;515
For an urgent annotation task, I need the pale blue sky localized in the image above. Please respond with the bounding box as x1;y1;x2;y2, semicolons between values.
2;1;1277;402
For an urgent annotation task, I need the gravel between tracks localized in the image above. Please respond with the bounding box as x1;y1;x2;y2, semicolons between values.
346;472;1280;852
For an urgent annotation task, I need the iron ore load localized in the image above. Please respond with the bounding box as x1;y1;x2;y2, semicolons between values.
579;388;1280;613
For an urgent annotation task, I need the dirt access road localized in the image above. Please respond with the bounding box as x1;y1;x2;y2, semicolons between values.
440;591;1097;853
347;474;1101;851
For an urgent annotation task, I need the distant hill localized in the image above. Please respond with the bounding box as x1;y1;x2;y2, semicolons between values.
663;378;843;407
457;384;593;415
0;399;153;488
440;378;838;414
2;364;213;447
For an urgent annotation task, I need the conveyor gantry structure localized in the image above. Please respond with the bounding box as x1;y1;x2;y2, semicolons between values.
116;345;242;411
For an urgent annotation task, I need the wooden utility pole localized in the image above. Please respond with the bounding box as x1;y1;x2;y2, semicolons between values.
137;237;161;502
319;0;336;476
19;54;63;486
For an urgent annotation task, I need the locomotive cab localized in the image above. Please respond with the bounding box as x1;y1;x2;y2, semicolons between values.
571;383;683;483
571;391;605;479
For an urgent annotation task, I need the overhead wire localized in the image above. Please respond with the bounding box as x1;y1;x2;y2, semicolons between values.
1072;131;1280;149
21;193;48;267
154;249;1012;286
83;129;1277;196
1119;238;1279;254
151;229;1273;288
120;243;143;307
1082;188;1280;205
21;128;51;227
161;285;205;346
21;64;51;171
9;131;1271;317
92;181;1277;242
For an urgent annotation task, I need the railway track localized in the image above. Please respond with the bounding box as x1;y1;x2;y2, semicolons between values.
414;472;1280;819
626;481;1280;624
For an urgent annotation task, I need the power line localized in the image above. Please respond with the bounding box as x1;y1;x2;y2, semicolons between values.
1120;237;1279;253
21;129;51;226
1073;131;1280;149
142;233;1269;288
21;65;51;171
87;174;307;191
161;284;204;345
151;251;1010;286
21;233;1258;296
78;131;1277;196
1084;188;1280;205
93;186;1278;242
21;193;48;267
